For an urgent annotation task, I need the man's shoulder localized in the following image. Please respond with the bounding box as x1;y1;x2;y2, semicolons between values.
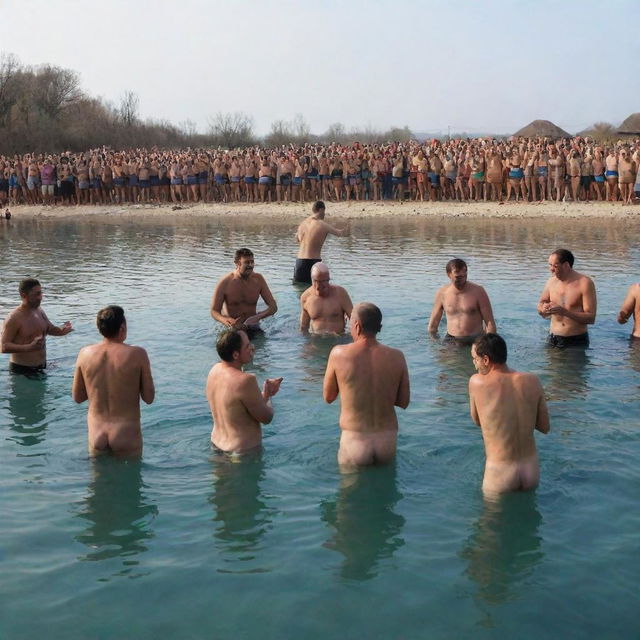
300;287;313;302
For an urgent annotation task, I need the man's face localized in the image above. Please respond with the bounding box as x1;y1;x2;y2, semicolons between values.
548;254;569;279
23;285;43;308
236;330;254;364
312;272;331;297
448;267;468;290
235;256;255;278
471;345;488;374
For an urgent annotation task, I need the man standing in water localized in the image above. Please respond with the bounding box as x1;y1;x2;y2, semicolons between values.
538;248;596;348
1;278;73;375
211;248;278;337
323;302;410;470
206;328;283;453
617;283;640;338
72;306;155;456
294;201;350;283
427;258;497;343
469;333;550;498
300;263;353;334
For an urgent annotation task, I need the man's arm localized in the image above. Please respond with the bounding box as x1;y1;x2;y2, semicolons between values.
1;314;44;353
210;277;238;326
535;383;550;434
323;349;339;404
395;353;410;409
299;293;311;332
468;377;481;426
617;284;638;324
547;278;597;325
139;349;155;405
249;276;278;323
427;289;444;336
41;311;73;336
478;287;497;334
72;354;88;403
322;220;350;237
241;375;275;425
537;281;552;317
340;288;353;320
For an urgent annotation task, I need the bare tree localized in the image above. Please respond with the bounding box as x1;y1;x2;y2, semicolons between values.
119;89;139;127
207;111;254;148
292;113;310;141
33;65;82;119
0;53;20;126
179;118;198;137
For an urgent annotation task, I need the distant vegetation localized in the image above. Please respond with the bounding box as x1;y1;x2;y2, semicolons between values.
0;53;416;154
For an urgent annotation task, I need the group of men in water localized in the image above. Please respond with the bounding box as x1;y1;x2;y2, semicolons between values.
3;202;640;498
1;136;639;207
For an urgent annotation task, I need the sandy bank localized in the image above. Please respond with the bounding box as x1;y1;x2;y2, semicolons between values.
4;200;640;222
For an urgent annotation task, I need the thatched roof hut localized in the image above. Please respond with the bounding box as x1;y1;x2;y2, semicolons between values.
617;113;640;135
513;119;571;138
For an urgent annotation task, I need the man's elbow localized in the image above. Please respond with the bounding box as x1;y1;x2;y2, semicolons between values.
323;390;336;404
261;408;274;424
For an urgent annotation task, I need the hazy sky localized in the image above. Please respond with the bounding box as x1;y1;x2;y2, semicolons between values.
3;0;639;136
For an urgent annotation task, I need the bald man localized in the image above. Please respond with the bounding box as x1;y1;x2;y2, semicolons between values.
323;302;410;470
300;263;353;334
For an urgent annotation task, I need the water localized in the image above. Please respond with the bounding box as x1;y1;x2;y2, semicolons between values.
0;215;638;639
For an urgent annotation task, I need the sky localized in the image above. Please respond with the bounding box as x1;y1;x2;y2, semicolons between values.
2;0;639;137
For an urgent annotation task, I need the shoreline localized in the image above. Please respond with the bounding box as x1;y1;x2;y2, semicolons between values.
3;200;639;222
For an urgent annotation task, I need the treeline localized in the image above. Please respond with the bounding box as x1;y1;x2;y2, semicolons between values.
0;53;415;155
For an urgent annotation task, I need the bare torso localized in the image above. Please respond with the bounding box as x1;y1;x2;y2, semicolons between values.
300;285;352;334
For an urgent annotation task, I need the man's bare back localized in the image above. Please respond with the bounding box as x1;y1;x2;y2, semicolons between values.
72;307;154;456
207;329;282;453
469;335;550;498
323;303;409;469
296;201;349;260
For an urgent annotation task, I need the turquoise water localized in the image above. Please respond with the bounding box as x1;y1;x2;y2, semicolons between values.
0;215;638;639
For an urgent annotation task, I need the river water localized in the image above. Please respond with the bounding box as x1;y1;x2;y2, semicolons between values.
0;214;638;639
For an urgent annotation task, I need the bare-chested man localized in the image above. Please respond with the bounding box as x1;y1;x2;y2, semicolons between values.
294;200;350;283
300;263;353;334
617;283;640;338
323;302;410;470
428;258;497;344
538;248;597;348
211;248;278;337
1;278;73;375
469;333;550;498
72;305;155;456
206;328;283;453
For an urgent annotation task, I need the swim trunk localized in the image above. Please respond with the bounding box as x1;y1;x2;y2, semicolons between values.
90;178;102;189
161;176;171;186
114;177;126;187
580;176;593;188
139;179;150;188
244;176;257;184
547;332;589;348
230;176;240;183
293;176;303;186
0;179;9;192
258;176;272;185
606;170;618;178
428;171;440;186
27;176;40;190
471;172;485;181
538;166;548;177
293;258;321;284
281;174;292;187
41;184;55;195
187;176;197;185
443;333;480;346
150;175;160;187
594;175;605;183
214;174;226;185
171;177;182;185
509;168;524;179
10;361;46;377
129;176;138;187
198;171;208;185
61;180;75;197
78;181;89;190
241;324;264;341
8;176;18;188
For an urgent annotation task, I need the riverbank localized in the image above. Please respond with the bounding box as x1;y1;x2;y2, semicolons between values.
3;199;639;222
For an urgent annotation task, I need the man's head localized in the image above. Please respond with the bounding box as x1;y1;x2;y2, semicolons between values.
97;305;126;339
234;248;255;278
548;248;574;279
19;278;42;308
446;258;468;290
312;200;326;219
472;333;507;372
352;302;382;337
216;328;253;364
311;262;331;297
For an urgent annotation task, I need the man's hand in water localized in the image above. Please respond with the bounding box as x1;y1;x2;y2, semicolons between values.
263;377;283;399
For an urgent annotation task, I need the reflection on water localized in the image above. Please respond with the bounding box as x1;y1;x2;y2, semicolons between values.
210;451;275;573
433;339;476;406
627;337;640;374
544;345;592;401
461;493;543;608
6;373;48;448
321;464;405;581
75;457;157;578
300;334;349;387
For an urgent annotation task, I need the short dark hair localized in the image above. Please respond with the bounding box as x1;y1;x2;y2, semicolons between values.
446;258;467;274
217;328;244;362
552;248;574;267
473;333;507;364
234;248;254;263
355;302;382;334
19;278;40;296
96;305;126;338
312;201;325;213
